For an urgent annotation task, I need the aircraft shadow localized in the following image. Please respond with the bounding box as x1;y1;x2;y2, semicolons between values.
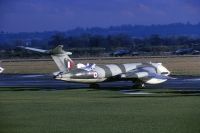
1;85;200;98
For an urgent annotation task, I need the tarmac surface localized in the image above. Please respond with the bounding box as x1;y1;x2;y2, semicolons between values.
0;74;200;91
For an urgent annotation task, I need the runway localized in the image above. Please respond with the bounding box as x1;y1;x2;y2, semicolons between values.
0;74;200;91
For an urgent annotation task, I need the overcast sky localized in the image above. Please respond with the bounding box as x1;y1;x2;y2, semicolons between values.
0;0;200;32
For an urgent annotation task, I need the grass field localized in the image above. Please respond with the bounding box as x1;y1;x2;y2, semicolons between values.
2;56;200;75
0;88;200;133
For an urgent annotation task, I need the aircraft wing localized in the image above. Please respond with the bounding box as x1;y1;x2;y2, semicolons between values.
121;66;170;84
123;70;169;79
19;46;49;53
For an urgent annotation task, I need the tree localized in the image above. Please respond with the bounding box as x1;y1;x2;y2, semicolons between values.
48;33;65;48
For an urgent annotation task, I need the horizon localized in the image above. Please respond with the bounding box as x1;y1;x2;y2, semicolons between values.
1;0;200;33
1;22;200;34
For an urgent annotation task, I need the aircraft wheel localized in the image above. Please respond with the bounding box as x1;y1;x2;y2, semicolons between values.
132;82;145;89
89;84;100;89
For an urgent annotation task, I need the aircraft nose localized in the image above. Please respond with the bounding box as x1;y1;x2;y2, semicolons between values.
161;67;170;76
156;64;170;76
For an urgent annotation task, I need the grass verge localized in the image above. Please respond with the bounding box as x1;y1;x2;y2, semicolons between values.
0;88;200;133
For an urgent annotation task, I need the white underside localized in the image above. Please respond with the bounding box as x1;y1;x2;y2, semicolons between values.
57;77;167;84
57;78;107;83
145;78;167;84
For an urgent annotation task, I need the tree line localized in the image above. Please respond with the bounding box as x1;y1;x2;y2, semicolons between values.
0;33;200;58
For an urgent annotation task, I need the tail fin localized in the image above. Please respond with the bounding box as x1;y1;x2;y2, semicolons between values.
18;45;75;72
51;45;75;72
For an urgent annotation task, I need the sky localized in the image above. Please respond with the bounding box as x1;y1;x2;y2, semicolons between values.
0;0;200;32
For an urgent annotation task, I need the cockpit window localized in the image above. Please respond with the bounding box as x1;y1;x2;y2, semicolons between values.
161;72;169;75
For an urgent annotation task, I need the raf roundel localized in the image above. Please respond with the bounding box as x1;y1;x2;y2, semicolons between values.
93;72;98;78
64;58;74;70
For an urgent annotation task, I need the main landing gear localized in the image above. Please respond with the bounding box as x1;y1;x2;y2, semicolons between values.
132;82;145;89
89;84;100;89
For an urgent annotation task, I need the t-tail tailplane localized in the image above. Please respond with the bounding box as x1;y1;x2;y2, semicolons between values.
50;45;75;72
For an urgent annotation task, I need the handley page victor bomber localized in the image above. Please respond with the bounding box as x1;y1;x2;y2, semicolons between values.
20;45;170;88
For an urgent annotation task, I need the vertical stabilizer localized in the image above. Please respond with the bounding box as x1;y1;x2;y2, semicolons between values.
51;45;75;72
